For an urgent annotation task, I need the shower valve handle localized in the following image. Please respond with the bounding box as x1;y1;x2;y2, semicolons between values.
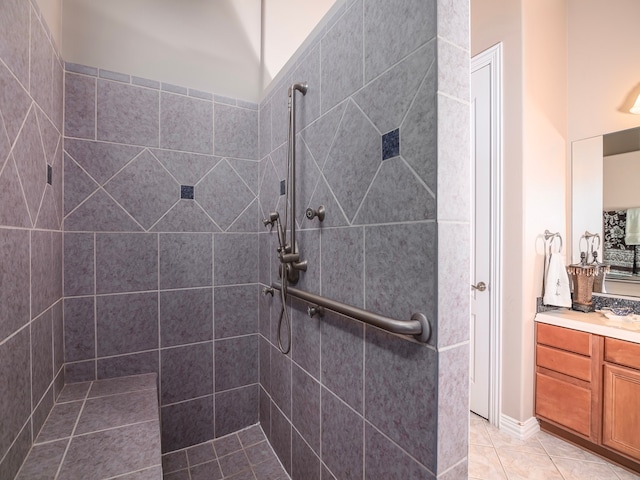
305;205;326;222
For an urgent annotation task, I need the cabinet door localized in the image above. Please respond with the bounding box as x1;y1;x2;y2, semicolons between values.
603;364;640;460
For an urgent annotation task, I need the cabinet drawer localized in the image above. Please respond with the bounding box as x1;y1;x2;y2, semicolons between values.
537;323;591;356
605;338;640;371
537;344;591;381
536;372;591;437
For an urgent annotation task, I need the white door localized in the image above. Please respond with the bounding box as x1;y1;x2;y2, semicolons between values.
469;60;492;419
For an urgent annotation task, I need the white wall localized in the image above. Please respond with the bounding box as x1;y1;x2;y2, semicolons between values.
62;0;263;101
472;0;568;423
568;0;640;143
35;0;63;48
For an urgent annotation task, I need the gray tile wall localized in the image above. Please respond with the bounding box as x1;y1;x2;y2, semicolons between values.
62;65;261;454
0;1;65;478
258;1;469;479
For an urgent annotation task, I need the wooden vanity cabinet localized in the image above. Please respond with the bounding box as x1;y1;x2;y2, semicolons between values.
535;323;640;473
602;338;640;459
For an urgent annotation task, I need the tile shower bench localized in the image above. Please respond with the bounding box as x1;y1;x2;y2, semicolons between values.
15;373;162;479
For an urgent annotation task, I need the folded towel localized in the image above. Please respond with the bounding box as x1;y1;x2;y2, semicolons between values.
625;207;640;245
543;253;572;308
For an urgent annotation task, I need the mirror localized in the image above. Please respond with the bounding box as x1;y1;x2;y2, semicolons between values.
572;126;640;297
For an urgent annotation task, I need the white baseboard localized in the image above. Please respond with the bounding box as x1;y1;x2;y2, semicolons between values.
499;414;540;440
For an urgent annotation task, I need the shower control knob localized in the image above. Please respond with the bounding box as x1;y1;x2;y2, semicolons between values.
307;305;325;318
305;205;326;222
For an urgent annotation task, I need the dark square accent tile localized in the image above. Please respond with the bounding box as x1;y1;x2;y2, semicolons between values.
47;163;52;184
96;292;158;357
218;450;250;478
186;442;216;467
181;185;194;199
280;179;285;195
160;288;213;347
57;421;161;479
213;433;242;457
163;450;188;473
161;342;213;405
382;128;400;160
215;385;259;438
161;396;214;453
190;459;223;480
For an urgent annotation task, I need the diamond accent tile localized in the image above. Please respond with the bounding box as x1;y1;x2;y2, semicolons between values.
65;139;143;185
104;150;179;230
64;190;143;232
13;107;47;223
197;159;255;231
0;59;31;145
323;100;381;221
181;185;194;199
150;149;219;186
0;155;31;227
307;177;349;228
227;199;259;233
382;129;400;160
64;154;99;216
353;157;435;225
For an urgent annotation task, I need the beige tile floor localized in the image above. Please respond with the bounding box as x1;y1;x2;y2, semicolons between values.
470;414;640;480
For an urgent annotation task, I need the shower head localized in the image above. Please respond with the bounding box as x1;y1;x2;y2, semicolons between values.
288;82;308;97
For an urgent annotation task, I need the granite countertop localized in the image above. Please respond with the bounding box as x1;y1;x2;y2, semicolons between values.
16;373;162;479
536;308;640;344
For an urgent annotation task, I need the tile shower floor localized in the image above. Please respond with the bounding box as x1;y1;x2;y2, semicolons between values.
162;425;289;480
470;413;640;479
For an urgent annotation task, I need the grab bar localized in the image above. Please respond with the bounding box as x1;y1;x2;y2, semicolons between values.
270;282;431;343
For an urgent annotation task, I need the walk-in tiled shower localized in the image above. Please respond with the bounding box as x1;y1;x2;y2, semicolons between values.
0;0;470;478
